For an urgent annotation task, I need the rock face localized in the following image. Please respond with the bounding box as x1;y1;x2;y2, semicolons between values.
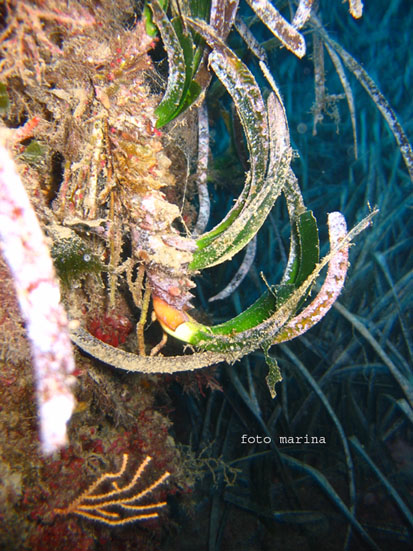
0;1;192;548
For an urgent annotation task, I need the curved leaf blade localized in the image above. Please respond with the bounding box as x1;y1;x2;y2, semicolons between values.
150;1;188;127
186;18;271;265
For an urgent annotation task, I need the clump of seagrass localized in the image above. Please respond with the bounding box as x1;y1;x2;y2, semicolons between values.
1;0;401;426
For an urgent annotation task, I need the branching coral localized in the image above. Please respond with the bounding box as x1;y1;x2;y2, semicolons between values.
55;454;170;525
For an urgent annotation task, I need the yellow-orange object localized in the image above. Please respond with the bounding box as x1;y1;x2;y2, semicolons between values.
152;296;188;331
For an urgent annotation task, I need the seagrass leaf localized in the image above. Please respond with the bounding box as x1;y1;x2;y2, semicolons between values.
287;210;319;288
187;17;270;266
280;453;380;550
150;0;188;127
204;212;348;351
143;0;168;36
292;0;314;30
348;0;363;19
350;436;413;530
168;16;203;117
313;17;413;182
197;146;289;269
245;0;306;58
264;348;282;399
175;205;317;346
149;2;211;126
70;324;231;373
73;211;376;374
208;236;257;302
168;213;339;348
280;173;306;284
280;344;356;517
272;211;348;344
210;0;239;40
170;210;376;355
185;23;293;269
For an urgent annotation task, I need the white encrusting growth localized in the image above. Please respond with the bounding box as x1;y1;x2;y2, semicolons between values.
0;144;76;455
